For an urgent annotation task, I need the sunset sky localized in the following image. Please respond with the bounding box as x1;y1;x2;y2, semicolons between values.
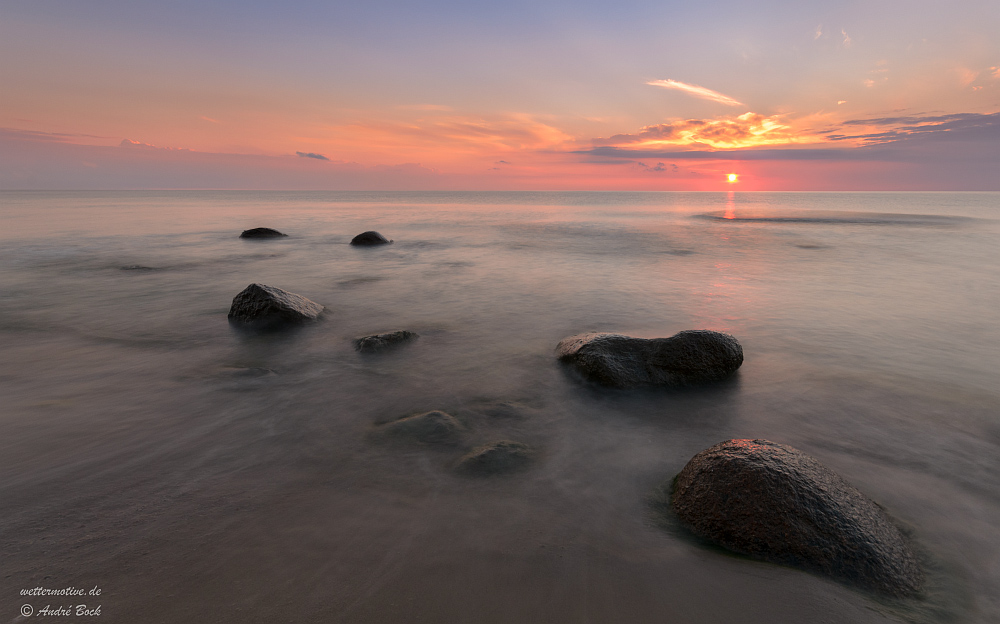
2;0;999;190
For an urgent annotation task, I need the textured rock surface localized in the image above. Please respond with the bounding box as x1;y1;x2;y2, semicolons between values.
354;330;418;353
671;439;923;597
239;227;287;238
556;330;743;388
350;231;393;245
456;440;534;475
376;411;465;445
227;283;323;329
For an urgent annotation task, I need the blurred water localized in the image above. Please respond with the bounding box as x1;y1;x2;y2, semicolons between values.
1;191;998;623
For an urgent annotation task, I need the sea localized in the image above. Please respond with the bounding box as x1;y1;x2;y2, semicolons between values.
1;190;998;623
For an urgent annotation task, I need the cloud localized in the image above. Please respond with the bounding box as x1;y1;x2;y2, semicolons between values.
395;104;454;112
0;127;110;143
646;79;744;106
199;116;220;124
593;112;809;150
825;111;1000;144
296;151;330;160
121;138;157;148
841;29;852;47
572;111;1000;166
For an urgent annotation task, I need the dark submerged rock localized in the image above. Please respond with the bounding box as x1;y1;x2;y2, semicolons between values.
671;439;923;597
376;411;465;445
240;227;287;239
120;265;158;271
556;330;743;388
227;283;323;330
350;231;393;245
354;330;418;353
456;440;534;475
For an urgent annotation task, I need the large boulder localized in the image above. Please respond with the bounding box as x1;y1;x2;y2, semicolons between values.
350;231;393;246
670;439;923;597
456;440;534;475
375;411;465;445
239;227;287;239
227;283;323;330
354;330;418;353
556;330;743;388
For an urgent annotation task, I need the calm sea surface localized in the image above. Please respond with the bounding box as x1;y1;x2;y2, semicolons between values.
1;191;998;623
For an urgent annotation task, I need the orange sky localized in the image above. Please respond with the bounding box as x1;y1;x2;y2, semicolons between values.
2;0;999;189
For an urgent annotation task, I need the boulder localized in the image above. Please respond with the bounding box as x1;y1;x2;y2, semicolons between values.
350;231;393;245
376;411;464;445
227;283;323;330
240;227;287;239
354;330;418;353
556;330;742;388
456;440;534;475
670;439;923;597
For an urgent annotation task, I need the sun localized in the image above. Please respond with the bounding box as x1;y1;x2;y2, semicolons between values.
727;173;738;183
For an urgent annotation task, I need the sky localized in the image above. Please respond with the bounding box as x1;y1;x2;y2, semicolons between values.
2;0;999;190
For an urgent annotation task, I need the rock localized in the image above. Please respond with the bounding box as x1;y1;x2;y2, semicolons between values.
119;265;158;271
376;411;465;445
350;231;393;245
227;283;324;330
354;330;418;353
456;440;534;475
670;439;923;597
556;330;743;388
240;227;287;239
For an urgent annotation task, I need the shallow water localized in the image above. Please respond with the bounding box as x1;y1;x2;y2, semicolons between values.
1;191;998;623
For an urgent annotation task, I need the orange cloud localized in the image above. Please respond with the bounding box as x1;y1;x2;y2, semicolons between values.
594;112;823;150
312;113;574;165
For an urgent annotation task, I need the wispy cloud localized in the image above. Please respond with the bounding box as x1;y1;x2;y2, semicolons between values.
296;151;330;160
646;79;744;106
395;104;454;112
199;116;220;124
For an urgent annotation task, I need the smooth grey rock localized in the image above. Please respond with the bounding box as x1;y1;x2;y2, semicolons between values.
354;330;418;353
240;227;287;239
376;411;465;445
350;231;393;245
456;440;534;475
556;330;743;388
671;439;923;597
227;283;323;330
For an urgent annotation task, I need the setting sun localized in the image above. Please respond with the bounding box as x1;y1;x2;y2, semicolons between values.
727;173;738;183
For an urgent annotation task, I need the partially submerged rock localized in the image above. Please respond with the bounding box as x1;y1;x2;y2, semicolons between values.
375;411;465;445
350;231;393;245
456;440;534;475
354;330;418;353
556;330;743;388
240;227;287;239
227;283;323;330
671;439;923;597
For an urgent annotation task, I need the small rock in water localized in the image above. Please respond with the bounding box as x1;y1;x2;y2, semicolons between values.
670;439;923;597
350;231;393;245
456;440;534;475
375;411;465;445
556;330;743;388
227;283;323;330
354;330;418;353
119;265;158;271
240;227;287;239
